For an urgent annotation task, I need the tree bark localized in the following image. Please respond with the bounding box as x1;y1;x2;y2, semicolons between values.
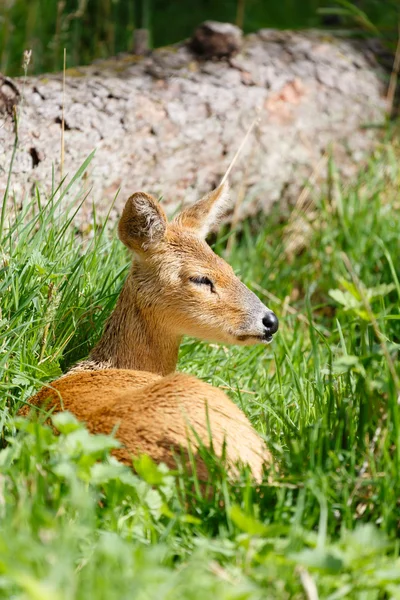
0;29;387;227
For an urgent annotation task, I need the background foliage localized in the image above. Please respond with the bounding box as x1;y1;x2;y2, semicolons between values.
0;0;398;76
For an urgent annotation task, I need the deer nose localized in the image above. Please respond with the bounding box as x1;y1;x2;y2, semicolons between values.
262;311;279;335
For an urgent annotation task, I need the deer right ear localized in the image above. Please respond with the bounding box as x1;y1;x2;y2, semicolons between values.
118;192;167;254
173;181;230;239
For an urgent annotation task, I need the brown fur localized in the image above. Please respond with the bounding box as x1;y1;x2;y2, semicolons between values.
22;370;270;480
23;183;278;482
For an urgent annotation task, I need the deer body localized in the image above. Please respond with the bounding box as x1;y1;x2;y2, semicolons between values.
23;183;279;481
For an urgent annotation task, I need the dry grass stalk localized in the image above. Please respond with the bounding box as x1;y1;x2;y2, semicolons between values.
225;122;259;256
217;112;259;256
220;113;259;186
296;566;319;600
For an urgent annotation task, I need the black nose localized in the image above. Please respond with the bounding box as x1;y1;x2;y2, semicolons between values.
262;311;279;335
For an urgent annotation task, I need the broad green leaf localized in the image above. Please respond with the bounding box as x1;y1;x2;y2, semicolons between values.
230;505;268;536
332;355;366;377
366;283;395;300
329;289;359;310
290;548;343;573
61;428;120;456
133;454;166;485
12;573;61;600
52;411;82;434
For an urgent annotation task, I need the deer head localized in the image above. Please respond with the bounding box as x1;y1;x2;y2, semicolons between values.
117;182;279;348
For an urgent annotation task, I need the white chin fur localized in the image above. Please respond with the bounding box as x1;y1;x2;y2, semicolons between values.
234;334;274;346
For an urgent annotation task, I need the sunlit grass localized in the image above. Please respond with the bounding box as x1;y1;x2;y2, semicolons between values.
1;140;400;597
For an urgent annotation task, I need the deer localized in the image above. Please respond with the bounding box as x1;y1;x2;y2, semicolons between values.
21;181;279;482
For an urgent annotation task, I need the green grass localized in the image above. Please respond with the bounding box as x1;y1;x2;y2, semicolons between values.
1;138;400;598
1;0;398;77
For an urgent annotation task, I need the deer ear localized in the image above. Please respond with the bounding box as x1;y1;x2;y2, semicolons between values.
118;192;167;254
174;181;230;239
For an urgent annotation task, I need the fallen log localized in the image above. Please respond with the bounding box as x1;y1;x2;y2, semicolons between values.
0;27;387;227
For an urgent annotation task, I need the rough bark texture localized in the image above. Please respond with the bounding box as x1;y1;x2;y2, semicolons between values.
0;29;387;226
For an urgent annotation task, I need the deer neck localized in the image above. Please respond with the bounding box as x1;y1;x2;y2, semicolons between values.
88;275;181;376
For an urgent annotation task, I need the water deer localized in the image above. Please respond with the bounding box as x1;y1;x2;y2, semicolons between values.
23;181;279;481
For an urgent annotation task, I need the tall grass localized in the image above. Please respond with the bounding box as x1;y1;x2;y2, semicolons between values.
1;134;400;596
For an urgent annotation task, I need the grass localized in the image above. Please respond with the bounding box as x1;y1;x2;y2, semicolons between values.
1;0;398;77
1;136;400;597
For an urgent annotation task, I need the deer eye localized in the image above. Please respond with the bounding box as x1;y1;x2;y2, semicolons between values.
190;276;215;292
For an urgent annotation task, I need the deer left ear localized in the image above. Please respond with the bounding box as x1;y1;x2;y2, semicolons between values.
118;192;167;255
174;181;231;239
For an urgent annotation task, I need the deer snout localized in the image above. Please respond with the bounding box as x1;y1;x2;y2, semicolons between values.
262;311;279;336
